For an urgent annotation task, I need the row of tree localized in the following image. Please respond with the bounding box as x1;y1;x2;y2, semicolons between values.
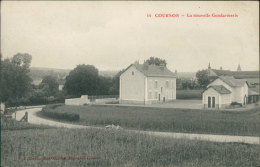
1;54;210;106
0;54;121;107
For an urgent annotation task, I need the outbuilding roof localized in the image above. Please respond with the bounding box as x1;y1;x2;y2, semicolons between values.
202;85;232;94
248;89;259;96
120;62;177;78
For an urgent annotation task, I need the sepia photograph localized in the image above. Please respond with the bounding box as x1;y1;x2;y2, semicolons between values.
1;1;259;167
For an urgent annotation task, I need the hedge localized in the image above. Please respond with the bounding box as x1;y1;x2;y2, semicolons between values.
41;104;79;122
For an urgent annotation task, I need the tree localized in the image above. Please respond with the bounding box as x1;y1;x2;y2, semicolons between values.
109;70;122;95
63;64;99;97
196;69;210;88
0;53;33;102
39;75;59;97
145;57;167;66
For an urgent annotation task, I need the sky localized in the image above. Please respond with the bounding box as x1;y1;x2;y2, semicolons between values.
1;1;259;72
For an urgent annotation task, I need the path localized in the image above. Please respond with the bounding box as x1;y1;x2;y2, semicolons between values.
12;107;259;145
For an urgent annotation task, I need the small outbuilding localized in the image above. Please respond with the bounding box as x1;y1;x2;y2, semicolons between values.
202;76;249;109
202;85;232;109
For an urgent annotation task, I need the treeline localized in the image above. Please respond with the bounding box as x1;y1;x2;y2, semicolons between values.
0;53;121;107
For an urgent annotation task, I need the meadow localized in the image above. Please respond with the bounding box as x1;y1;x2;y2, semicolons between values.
176;90;202;99
1;120;259;167
37;104;259;137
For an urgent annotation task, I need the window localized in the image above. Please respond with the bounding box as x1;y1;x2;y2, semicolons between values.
149;92;152;99
155;81;158;88
161;87;163;93
149;81;152;89
155;91;158;99
132;71;134;75
172;91;174;98
166;81;169;88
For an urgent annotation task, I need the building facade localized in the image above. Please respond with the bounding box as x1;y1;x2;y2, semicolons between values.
119;61;177;104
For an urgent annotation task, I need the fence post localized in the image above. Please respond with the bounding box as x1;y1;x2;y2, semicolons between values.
25;112;28;122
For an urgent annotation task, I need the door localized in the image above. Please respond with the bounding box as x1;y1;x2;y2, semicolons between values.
208;96;211;108
212;97;215;108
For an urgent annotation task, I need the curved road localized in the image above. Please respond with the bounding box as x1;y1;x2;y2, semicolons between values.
12;107;259;145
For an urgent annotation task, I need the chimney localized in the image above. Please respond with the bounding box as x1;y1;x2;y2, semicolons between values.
175;69;177;74
208;63;211;75
134;60;139;66
220;67;222;70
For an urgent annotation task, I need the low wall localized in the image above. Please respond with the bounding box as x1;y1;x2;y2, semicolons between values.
95;98;117;103
65;95;90;106
120;100;145;105
0;102;5;111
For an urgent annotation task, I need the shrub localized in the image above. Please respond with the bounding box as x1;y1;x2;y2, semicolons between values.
42;104;79;122
230;102;242;107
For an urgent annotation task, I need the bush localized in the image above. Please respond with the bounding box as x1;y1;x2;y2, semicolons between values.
42;104;79;122
230;102;242;107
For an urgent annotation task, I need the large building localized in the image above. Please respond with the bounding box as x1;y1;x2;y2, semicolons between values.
119;61;177;104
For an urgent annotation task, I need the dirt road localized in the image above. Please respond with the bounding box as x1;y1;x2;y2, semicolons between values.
12;107;259;145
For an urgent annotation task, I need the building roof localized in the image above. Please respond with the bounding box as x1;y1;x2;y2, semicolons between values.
202;85;232;94
210;69;259;79
211;69;231;76
230;71;260;79
248;89;259;96
246;78;259;85
218;76;248;87
120;62;177;78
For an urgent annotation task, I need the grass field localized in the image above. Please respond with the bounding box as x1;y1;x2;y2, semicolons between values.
1;118;55;131
1;120;259;167
176;90;202;99
37;105;259;137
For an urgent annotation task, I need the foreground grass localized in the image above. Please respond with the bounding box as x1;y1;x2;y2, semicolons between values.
38;105;259;137
1;127;259;167
1;118;55;131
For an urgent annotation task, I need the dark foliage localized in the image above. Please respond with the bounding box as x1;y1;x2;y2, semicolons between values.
196;69;210;87
145;57;167;66
42;104;79;122
39;75;59;97
63;64;121;96
230;102;242;106
0;53;33;102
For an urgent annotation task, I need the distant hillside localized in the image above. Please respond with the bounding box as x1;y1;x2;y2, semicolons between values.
29;67;121;85
29;67;71;85
99;70;120;77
